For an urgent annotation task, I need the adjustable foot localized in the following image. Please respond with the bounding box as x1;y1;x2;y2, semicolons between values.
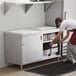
20;65;23;70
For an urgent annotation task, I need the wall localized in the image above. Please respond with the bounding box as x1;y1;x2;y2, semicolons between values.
0;4;45;68
64;0;76;19
45;1;62;27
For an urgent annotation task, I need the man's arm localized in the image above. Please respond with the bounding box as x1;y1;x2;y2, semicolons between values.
59;31;70;42
50;31;70;45
50;31;62;45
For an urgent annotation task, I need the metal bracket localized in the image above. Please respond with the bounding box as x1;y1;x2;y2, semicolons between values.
44;1;56;12
4;2;15;15
25;4;33;13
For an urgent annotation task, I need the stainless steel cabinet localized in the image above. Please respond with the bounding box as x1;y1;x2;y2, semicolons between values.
4;29;61;70
4;31;43;70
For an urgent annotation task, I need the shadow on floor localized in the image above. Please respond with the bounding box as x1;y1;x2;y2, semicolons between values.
25;61;76;76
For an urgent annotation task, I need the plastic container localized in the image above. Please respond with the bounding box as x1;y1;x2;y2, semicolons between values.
43;49;51;56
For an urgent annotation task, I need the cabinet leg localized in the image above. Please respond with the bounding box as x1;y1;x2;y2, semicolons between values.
58;57;60;62
8;63;12;67
20;65;23;70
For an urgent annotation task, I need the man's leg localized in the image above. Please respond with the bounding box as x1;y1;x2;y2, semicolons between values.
67;42;76;63
68;43;76;59
67;44;73;61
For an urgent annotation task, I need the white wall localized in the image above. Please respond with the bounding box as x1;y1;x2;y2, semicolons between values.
45;1;62;27
64;0;76;19
0;4;45;68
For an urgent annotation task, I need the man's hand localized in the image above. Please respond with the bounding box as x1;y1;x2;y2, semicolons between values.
58;40;62;43
50;42;54;46
50;40;60;46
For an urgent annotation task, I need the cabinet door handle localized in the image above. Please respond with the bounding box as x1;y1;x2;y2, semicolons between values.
40;36;42;40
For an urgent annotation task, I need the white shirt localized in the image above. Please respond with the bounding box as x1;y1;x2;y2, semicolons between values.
59;19;76;31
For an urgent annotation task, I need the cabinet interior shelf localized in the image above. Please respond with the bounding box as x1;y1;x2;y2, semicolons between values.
43;54;61;60
43;40;53;43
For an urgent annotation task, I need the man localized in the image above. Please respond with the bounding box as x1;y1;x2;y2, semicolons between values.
50;18;76;63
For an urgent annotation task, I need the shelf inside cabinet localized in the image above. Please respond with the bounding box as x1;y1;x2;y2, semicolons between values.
43;40;52;43
63;53;67;56
43;33;55;43
43;42;60;60
43;54;60;60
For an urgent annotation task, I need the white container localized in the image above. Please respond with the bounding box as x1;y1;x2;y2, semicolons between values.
51;48;58;54
43;34;47;41
43;49;51;56
52;44;57;47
